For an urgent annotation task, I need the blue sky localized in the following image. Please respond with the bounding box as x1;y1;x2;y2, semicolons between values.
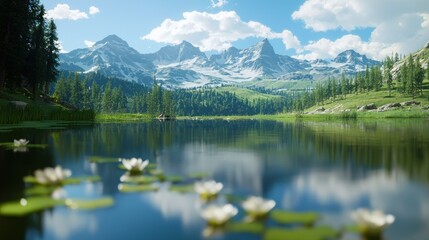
41;0;429;60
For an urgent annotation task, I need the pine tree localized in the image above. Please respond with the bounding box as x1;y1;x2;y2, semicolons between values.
415;56;424;96
383;57;394;97
27;3;47;99
53;75;67;102
406;55;416;98
82;78;90;110
44;19;59;94
102;81;113;113
91;80;101;112
70;74;82;108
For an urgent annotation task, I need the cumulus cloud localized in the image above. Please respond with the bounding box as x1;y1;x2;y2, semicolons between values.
46;4;88;20
142;11;300;52
292;0;429;60
89;6;100;15
294;34;389;60
84;40;95;48
210;0;228;8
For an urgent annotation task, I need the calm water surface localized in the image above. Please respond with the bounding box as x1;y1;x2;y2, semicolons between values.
0;120;428;240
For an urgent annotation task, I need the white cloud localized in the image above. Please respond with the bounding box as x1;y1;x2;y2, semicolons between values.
210;0;228;8
89;6;100;15
84;40;95;48
294;34;389;60
55;40;68;53
142;11;300;52
292;0;429;32
46;4;88;20
292;0;429;60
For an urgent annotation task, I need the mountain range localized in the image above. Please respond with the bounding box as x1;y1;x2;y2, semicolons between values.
59;35;380;88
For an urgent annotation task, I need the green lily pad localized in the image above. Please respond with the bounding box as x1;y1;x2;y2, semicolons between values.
0;142;48;149
88;156;119;163
166;175;184;183
225;194;247;203
344;225;360;233
23;176;100;185
264;226;339;240
226;221;265;234
120;175;158;184
0;197;65;216
24;185;58;196
148;163;157;169
118;184;159;193
149;169;164;176
270;210;320;226
169;184;195;193
188;172;210;179
65;197;114;210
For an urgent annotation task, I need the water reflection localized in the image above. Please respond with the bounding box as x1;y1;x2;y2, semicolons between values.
0;119;428;240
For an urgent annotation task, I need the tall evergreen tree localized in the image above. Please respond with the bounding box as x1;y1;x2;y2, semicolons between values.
26;3;47;98
44;19;59;94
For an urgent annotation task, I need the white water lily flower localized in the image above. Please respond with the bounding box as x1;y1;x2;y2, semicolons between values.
194;180;223;199
14;139;29;147
34;166;72;185
200;204;238;226
351;208;395;235
120;158;149;173
242;196;276;217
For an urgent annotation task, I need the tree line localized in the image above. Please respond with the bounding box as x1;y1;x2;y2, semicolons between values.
52;73;175;116
0;0;59;98
292;55;428;111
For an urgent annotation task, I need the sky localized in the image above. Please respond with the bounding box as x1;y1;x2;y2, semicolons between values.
41;0;429;60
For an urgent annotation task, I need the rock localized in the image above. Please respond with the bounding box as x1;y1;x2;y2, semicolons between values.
377;103;401;112
357;103;376;112
308;107;325;114
9;101;28;110
401;100;421;106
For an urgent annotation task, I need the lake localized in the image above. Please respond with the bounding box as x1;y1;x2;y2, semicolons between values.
0;119;428;240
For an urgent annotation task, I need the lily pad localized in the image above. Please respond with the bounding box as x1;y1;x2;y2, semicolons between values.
119;175;158;184
0;142;48;149
188;172;211;179
0;197;64;216
169;184;195;193
149;169;164;176
23;176;100;185
344;225;360;233
65;197;114;210
225;194;247;203
226;221;265;235
88;156;119;163
264;226;339;240
166;175;184;183
118;184;159;193
270;210;319;226
24;185;58;196
147;163;157;169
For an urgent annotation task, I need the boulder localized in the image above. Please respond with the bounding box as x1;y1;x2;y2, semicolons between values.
357;103;377;112
377;102;401;112
307;107;325;114
9;101;28;110
401;100;421;106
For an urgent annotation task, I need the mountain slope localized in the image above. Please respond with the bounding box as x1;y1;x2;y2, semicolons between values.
59;35;381;89
60;35;155;85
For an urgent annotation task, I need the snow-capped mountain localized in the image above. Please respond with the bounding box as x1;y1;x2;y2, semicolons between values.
59;35;380;88
60;35;155;85
143;41;207;65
